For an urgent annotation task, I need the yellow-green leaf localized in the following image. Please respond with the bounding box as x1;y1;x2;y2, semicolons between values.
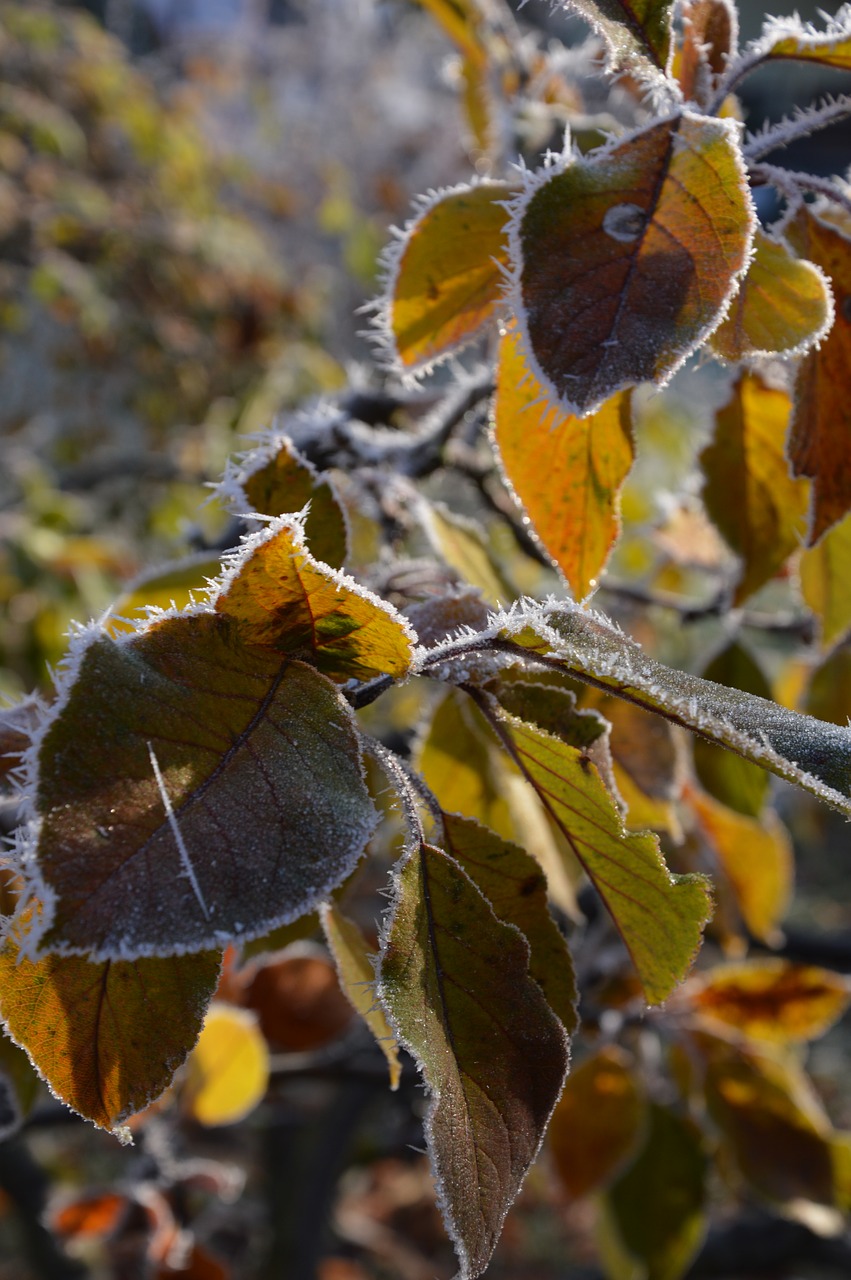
710;230;832;362
806;647;851;727
184;1003;269;1127
685;959;851;1043
384;182;513;373
378;839;569;1280
511;112;753;416
755;12;851;72
216;517;413;681
691;641;772;815
106;554;221;637
0;1031;40;1139
0;914;220;1131
563;0;675;73
800;510;851;648
322;904;402;1090
493;331;634;599
420;501;515;606
548;1047;645;1199
700;374;809;604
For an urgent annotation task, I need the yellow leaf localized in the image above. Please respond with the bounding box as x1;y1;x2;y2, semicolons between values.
106;554;221;636
185;1003;269;1127
322;905;402;1090
493;332;634;599
420;501;514;605
686;959;850;1043
800;510;851;648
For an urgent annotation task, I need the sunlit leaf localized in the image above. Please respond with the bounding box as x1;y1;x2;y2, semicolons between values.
806;648;851;727
184;1003;269;1127
417;688;581;917
685;959;850;1043
800;510;851;648
420;501;515;605
29;615;378;957
383;181;513;372
511;112;753;416
677;0;737;103
241;948;354;1052
440;813;578;1033
753;11;851;72
600;1104;707;1280
106;555;222;637
378;839;569;1280
493;600;851;816
701;375;809;605
0;914;220;1131
559;0;675;73
688;786;793;944
493;332;634;599
697;1030;839;1205
548;1047;645;1199
50;1191;128;1241
709;230;832;362
691;642;771;815
223;434;348;570
483;701;712;1004
784;204;851;544
216;518;413;681
415;0;487;62
322;904;402;1089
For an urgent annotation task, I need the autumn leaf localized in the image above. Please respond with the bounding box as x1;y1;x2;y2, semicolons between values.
222;433;348;569
806;648;851;727
482;700;712;1004
0;1031;40;1139
548;1047;645;1199
600;1104;707;1280
184;1004;269;1127
216;518;413;681
106;555;222;637
0;915;220;1131
240;948;354;1052
784;204;851;544
691;642;772;815
750;10;851;72
510;111;753;416
28;614;378;958
440;813;578;1033
800;510;851;648
677;0;737;104
381;181;513;373
709;230;832;363
581;692;681;835
684;960;851;1043
419;501;515;605
322;904;402;1089
493;331;634;598
378;839;569;1280
415;0;488;62
559;0;675;74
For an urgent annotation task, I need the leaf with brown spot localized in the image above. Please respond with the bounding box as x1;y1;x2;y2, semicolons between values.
784;204;851;543
549;1047;645;1199
216;519;413;681
511;111;753;416
709;230;832;363
29;613;378;958
378;839;569;1280
384;182;513;373
493;331;634;599
685;960;850;1043
0;915;220;1131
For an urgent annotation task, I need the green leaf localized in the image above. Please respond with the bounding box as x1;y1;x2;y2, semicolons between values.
709;229;833;363
0;912;220;1132
601;1104;707;1280
381;181;513;373
691;641;771;816
700;374;809;605
322;904;402;1090
549;1047;645;1200
216;517;413;681
481;700;712;1004
27;614;378;958
510;111;753;416
493;332;634;599
492;600;851;816
223;433;348;569
378;839;569;1279
559;0;675;74
440;813;578;1033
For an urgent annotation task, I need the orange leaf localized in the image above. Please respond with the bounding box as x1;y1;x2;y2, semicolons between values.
510;111;753;416
382;182;513;373
51;1192;128;1240
686;959;850;1043
785;204;851;543
493;331;634;598
549;1047;645;1199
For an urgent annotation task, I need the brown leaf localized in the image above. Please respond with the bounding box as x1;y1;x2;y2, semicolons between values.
549;1046;645;1199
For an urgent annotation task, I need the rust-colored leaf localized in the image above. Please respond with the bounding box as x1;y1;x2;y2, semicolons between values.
686;959;850;1043
784;204;851;543
710;230;832;363
493;331;634;598
678;0;737;103
549;1047;645;1199
511;111;753;416
241;948;354;1053
383;182;513;373
50;1191;128;1241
